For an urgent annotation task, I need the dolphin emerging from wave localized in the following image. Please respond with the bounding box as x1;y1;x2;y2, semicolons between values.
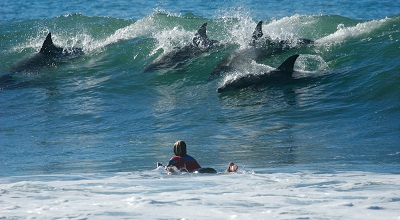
144;23;222;71
210;21;313;78
251;21;314;50
217;54;300;93
9;33;84;73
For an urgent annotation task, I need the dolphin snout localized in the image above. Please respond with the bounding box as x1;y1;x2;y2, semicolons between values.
217;85;228;93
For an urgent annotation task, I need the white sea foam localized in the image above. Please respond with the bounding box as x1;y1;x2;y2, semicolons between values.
218;14;317;48
87;14;159;52
11;13;161;54
293;54;329;78
1;171;399;219
316;17;390;46
264;14;317;40
150;26;193;56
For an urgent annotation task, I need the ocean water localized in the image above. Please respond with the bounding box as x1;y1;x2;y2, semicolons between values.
1;0;399;219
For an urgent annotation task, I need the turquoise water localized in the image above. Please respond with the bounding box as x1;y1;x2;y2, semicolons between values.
0;1;399;218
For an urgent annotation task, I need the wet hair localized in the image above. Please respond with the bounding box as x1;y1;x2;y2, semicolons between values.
174;140;187;156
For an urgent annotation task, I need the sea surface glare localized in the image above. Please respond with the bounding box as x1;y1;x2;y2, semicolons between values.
0;0;399;219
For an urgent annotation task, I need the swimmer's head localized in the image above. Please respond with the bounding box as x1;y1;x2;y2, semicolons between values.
174;140;187;156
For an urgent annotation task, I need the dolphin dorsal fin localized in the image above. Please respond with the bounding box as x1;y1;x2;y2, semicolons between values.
252;21;263;40
40;33;61;54
277;54;300;72
197;23;208;39
193;23;209;47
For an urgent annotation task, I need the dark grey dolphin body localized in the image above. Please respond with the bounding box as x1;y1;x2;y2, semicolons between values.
144;23;222;71
210;21;313;78
217;54;300;93
9;33;84;73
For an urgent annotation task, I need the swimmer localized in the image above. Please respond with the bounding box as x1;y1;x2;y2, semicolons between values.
226;162;238;173
165;140;201;173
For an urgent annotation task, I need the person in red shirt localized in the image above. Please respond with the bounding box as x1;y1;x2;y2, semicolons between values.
166;140;201;173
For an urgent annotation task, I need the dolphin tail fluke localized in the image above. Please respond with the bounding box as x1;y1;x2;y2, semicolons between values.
252;21;263;40
40;33;61;54
277;54;299;72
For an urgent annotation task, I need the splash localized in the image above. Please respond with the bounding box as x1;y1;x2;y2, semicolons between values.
86;13;160;52
293;54;328;78
11;29;93;55
150;26;193;56
216;13;318;48
11;29;52;53
220;60;274;87
316;17;390;45
215;6;258;47
264;14;317;40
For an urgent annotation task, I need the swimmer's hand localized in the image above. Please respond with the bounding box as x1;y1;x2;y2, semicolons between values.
166;166;179;174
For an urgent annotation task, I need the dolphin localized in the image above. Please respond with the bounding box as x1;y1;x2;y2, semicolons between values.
192;23;220;48
217;54;300;93
9;33;84;73
250;21;314;50
209;21;313;78
144;23;222;71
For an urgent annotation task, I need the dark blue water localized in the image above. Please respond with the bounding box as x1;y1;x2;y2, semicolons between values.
1;0;399;177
